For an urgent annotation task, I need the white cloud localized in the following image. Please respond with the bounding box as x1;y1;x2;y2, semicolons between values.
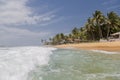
0;0;60;46
0;0;55;25
0;27;50;46
102;0;118;5
107;5;120;10
40;17;64;26
0;27;49;37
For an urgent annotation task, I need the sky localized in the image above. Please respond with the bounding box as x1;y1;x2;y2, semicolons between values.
0;0;120;46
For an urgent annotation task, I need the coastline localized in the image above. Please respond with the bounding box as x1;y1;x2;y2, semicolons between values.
54;41;120;52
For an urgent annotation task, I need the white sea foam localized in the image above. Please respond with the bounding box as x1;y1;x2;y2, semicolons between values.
0;46;56;80
86;73;120;79
91;50;119;54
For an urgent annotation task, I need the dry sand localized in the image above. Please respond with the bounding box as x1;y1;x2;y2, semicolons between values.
55;41;120;52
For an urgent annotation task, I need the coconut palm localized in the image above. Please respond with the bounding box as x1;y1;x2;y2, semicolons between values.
72;27;80;39
47;10;120;45
93;10;105;39
60;33;65;40
85;17;95;40
106;11;120;39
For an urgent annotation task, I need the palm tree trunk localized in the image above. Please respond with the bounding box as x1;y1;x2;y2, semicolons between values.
98;24;103;39
91;31;95;40
92;32;95;40
107;25;110;40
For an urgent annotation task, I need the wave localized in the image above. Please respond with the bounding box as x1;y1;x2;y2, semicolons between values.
91;50;119;54
85;73;120;79
0;46;56;80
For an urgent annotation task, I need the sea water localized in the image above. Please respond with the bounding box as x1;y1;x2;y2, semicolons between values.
0;46;56;80
0;47;120;80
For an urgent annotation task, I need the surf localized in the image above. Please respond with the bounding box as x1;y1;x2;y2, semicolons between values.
0;46;56;80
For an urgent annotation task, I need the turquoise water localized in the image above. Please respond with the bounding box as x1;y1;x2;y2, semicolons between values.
29;49;120;80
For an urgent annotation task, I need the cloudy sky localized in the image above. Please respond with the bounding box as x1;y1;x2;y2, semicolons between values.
0;0;120;46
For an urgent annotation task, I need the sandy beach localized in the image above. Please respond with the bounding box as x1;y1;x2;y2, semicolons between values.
55;41;120;52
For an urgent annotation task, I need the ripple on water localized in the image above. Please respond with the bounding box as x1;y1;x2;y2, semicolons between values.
28;49;120;80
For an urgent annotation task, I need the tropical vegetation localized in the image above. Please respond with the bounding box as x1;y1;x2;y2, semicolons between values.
44;10;120;45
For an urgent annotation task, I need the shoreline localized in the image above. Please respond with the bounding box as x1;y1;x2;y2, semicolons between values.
54;41;120;52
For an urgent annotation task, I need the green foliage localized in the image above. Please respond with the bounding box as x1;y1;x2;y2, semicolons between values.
46;10;120;45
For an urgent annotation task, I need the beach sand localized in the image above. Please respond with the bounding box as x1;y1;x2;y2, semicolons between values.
55;41;120;52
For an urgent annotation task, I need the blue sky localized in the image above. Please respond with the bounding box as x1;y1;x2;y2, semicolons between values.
0;0;120;46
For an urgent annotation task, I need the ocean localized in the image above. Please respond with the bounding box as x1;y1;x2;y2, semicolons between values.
0;46;120;80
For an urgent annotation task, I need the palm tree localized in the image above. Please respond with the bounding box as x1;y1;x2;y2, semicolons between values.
79;27;87;41
85;17;95;40
72;27;80;39
93;10;105;39
106;11;120;39
68;34;73;38
60;33;65;40
48;10;120;45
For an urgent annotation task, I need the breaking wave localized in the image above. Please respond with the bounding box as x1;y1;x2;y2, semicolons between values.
0;46;56;80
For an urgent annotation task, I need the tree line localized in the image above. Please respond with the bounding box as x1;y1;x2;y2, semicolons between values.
44;10;120;45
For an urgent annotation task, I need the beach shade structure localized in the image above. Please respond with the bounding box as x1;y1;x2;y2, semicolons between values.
111;32;120;38
109;32;120;41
